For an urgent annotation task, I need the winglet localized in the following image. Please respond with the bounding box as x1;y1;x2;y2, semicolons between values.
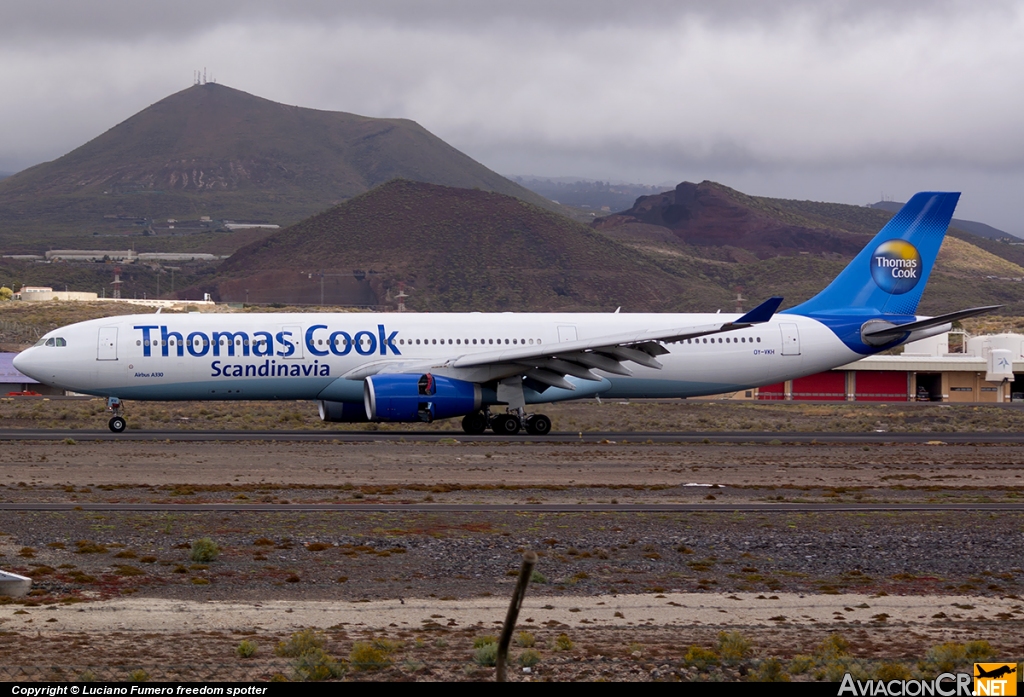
734;296;784;325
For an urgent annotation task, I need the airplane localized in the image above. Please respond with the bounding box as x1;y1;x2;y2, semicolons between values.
13;191;998;436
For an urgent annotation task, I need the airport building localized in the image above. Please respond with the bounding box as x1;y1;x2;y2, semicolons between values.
758;332;1023;402
12;286;215;309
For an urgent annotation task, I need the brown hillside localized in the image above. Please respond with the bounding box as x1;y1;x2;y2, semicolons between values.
591;181;1024;315
0;83;555;249
200;180;727;311
594;181;869;258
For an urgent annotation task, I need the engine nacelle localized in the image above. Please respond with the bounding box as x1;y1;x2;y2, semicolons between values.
364;373;481;423
318;400;368;423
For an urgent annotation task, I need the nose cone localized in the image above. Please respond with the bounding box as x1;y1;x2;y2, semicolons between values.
12;348;38;380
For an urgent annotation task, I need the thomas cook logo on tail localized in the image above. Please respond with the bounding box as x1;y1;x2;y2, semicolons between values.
871;239;922;295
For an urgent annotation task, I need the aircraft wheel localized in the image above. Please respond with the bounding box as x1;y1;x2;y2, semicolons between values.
108;416;127;433
525;414;552;436
461;412;488;435
491;414;521;436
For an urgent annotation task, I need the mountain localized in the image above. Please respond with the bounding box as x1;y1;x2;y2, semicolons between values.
869;200;1018;240
593;180;886;258
0;83;554;250
591;181;1024;315
190;179;729;311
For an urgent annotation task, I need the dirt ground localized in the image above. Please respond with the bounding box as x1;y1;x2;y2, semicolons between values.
1;406;1023;681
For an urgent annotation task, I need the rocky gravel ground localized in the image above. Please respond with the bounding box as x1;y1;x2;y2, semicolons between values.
1;429;1023;681
2;509;1023;603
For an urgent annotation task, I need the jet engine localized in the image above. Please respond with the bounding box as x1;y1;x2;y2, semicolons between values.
317;400;368;423
364;373;480;423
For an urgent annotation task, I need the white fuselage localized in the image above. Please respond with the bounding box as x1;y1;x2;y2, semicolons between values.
15;311;860;403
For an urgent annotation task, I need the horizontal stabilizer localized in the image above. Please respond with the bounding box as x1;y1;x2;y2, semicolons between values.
862;305;1002;342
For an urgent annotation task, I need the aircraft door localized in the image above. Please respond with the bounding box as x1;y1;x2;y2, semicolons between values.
97;326;118;361
780;323;801;356
557;325;578;343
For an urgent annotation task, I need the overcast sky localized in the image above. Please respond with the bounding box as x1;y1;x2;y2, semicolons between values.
2;0;1023;233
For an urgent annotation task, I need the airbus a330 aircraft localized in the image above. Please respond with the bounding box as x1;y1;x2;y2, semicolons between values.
14;192;996;435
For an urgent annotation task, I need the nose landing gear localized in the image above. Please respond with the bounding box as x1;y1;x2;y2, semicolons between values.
107;397;127;433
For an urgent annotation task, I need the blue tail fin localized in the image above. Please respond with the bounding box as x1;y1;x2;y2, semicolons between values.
786;192;960;317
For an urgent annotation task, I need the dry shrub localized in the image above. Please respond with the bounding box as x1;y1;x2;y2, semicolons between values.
717;630;752;663
349;642;391;671
190;538;219;562
275;629;325;658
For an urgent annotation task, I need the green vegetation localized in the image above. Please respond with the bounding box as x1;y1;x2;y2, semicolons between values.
293;648;345;681
349;639;395;671
751;657;790;682
518;649;541;668
189;538;219;562
515;631;536;648
472;637;498;667
717;631;752;663
236;640;258;658
275;629;325;658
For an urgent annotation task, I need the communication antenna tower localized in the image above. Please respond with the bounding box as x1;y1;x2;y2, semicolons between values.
112;267;123;300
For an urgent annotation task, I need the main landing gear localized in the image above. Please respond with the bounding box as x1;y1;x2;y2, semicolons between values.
461;409;552;436
107;397;127;433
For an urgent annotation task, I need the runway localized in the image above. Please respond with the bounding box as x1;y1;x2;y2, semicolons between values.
2;502;1022;512
1;428;1022;443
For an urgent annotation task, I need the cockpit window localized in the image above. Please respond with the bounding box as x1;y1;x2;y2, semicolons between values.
45;338;55;347
55;338;66;347
34;338;47;347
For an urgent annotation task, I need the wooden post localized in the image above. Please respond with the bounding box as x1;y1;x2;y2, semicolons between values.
496;551;537;682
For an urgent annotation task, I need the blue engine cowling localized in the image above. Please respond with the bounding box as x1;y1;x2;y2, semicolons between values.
364;373;481;423
317;400;368;423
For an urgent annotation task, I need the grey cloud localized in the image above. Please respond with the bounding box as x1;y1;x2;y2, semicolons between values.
1;0;1008;42
2;0;1023;232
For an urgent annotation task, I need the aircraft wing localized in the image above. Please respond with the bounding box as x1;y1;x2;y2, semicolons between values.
342;297;783;388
